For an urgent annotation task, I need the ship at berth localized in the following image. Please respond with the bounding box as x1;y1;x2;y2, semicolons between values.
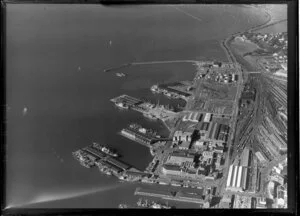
91;142;119;157
119;123;170;147
72;142;135;177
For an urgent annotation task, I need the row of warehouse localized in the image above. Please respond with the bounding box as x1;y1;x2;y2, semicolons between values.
173;122;230;143
226;165;248;192
182;112;212;123
226;148;251;192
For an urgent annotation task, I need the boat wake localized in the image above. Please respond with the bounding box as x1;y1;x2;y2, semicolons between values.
5;184;122;209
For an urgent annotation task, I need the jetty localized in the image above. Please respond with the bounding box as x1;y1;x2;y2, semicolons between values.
134;187;205;204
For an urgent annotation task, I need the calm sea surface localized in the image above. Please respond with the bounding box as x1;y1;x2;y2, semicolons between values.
6;4;268;208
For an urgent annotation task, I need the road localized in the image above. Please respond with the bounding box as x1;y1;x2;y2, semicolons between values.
131;60;198;65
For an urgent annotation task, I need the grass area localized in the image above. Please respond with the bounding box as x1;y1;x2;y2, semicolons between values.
204;100;234;115
199;81;237;101
191;98;206;111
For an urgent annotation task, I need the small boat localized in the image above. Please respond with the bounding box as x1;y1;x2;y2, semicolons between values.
116;73;126;77
22;107;28;116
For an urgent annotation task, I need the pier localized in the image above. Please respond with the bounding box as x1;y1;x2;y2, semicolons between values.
103;63;131;72
110;94;143;106
134;187;205;204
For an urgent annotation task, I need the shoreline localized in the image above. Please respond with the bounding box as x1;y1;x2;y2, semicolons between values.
220;5;272;64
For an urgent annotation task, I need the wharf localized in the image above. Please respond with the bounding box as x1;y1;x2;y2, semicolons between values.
119;130;152;148
134;187;205;204
110;94;143;106
73;144;133;176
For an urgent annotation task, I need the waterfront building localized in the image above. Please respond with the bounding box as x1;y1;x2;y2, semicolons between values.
99;160;123;174
124;171;151;180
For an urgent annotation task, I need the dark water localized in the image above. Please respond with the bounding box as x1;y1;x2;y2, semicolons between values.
6;4;268;208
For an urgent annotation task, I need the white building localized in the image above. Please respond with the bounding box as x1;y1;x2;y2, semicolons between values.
226;165;248;192
203;113;212;122
173;130;193;143
182;112;202;122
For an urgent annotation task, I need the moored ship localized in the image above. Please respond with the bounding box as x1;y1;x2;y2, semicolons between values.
92;142;119;157
120;123;161;147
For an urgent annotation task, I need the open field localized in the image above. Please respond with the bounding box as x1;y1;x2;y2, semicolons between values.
204;100;234;115
198;81;237;101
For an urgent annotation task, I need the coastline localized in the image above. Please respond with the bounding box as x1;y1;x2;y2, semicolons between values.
220;5;272;65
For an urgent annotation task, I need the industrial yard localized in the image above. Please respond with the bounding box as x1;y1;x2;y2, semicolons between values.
72;49;287;208
70;16;288;209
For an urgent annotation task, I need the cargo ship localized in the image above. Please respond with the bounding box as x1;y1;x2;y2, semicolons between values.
119;123;160;147
92;142;119;157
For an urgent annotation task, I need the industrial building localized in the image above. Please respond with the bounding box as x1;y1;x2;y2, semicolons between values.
179;141;191;150
196;121;230;142
166;152;194;166
182;112;203;122
255;151;267;163
203;113;212;122
173;130;193;143
226;164;248;192
162;164;182;175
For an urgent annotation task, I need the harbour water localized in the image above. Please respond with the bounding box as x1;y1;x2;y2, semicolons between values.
6;4;269;208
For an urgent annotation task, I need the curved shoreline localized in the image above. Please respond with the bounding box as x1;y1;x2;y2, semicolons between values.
220;5;272;64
